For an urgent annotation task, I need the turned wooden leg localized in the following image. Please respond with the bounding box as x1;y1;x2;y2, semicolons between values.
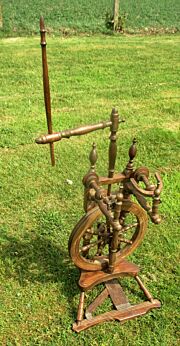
135;275;154;302
77;291;85;323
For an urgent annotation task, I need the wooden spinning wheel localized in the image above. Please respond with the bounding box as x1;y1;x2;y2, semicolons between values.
69;200;147;272
35;17;163;332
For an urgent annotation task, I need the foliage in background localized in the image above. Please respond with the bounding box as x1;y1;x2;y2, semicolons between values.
0;33;179;344
0;0;180;37
105;11;127;32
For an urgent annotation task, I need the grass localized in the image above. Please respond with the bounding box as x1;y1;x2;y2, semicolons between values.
0;0;179;37
0;33;180;344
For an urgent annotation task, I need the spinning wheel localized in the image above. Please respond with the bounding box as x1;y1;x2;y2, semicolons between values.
35;17;163;332
69;200;147;271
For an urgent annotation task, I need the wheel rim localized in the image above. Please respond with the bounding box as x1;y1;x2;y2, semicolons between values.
68;200;148;271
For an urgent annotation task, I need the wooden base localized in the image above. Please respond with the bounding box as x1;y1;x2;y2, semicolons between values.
79;259;140;291
72;260;161;332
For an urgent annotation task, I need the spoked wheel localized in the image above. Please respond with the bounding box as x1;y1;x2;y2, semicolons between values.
68;200;148;272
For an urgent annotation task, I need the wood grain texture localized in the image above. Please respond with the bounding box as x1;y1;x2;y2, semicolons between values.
40;17;55;166
105;279;130;310
79;260;139;291
69;200;147;272
85;288;109;319
73;299;161;332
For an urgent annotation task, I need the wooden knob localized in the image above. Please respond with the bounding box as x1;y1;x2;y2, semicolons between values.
89;143;97;172
129;138;137;161
110;108;119;132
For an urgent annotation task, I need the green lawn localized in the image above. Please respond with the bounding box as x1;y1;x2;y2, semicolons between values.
0;0;180;36
0;34;180;345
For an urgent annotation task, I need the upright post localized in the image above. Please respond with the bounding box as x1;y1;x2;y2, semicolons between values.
107;108;119;196
40;16;55;166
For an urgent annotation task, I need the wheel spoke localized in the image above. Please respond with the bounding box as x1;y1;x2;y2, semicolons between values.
118;237;133;244
122;222;138;232
85;228;99;235
96;238;107;256
81;239;103;252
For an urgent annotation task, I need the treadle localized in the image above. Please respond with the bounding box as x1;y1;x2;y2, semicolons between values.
105;279;131;311
73;273;161;333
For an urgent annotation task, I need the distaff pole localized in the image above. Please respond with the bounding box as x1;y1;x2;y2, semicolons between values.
40;16;55;166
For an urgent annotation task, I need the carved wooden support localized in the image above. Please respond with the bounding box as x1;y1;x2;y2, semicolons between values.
77;291;85;322
108;189;123;273
73;260;161;332
150;173;162;224
73;299;161;332
107;108;119;196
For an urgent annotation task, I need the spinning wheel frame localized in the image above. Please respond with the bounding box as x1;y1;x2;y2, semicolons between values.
36;18;163;331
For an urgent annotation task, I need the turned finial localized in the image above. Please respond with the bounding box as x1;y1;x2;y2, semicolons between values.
89;143;97;172
129;138;137;161
124;138;137;176
151;174;162;224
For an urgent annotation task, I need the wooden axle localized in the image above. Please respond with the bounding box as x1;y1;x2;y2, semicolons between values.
35;118;125;144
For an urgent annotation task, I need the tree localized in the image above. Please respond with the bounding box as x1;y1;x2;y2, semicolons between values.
113;0;119;31
0;5;3;28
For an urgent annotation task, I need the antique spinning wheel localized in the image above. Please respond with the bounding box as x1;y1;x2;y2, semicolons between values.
35;17;163;332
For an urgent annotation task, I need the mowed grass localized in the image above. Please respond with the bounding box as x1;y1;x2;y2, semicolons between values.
0;0;180;37
0;34;180;345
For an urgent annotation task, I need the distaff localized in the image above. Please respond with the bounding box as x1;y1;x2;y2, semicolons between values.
40;16;55;166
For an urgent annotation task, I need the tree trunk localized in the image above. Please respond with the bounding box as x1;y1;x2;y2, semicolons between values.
113;0;119;31
0;5;3;28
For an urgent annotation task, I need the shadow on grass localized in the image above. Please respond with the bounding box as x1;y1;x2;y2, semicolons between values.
0;232;149;318
0;233;80;319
